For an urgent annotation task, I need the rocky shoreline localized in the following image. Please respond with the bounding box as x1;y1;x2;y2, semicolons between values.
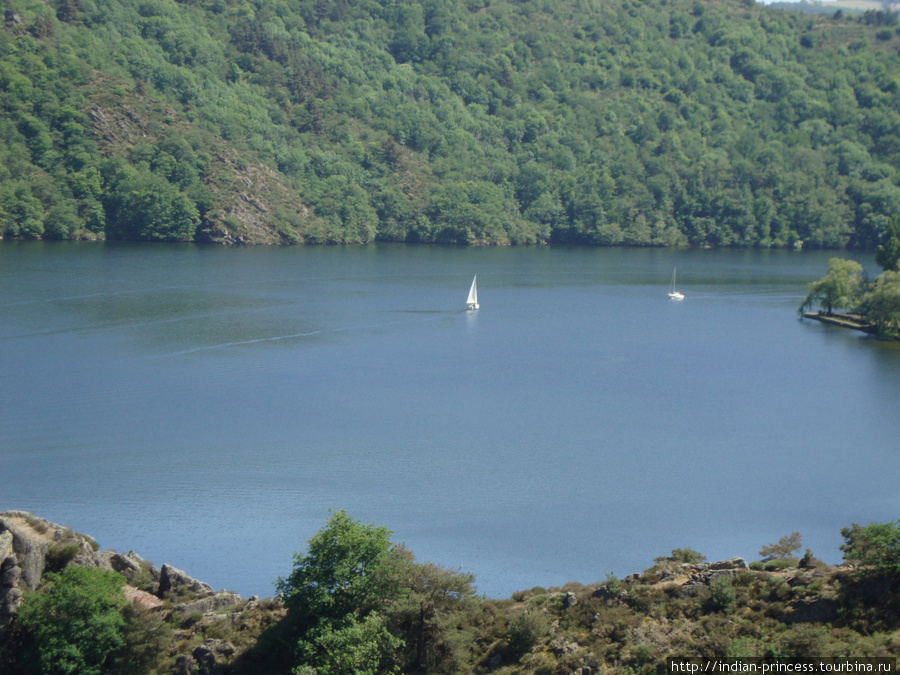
1;510;276;674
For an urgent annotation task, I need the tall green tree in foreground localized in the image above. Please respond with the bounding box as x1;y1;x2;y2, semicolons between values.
274;510;401;674
16;566;128;675
264;510;476;674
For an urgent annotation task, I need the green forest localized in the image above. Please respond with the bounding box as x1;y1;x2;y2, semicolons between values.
1;0;899;247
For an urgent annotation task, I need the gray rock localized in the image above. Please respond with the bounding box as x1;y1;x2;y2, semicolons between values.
0;519;47;589
110;551;158;585
0;531;12;561
175;591;242;616
1;586;23;619
1;557;21;588
158;564;214;597
192;640;235;675
708;557;748;571
562;592;578;609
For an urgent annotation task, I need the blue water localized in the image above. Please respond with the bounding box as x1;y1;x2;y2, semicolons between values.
1;242;898;598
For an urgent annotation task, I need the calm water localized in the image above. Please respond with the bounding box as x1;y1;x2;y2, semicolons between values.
2;242;898;598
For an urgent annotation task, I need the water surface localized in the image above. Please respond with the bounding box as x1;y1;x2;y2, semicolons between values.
1;242;897;597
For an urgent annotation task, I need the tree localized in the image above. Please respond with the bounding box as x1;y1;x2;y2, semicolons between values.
875;215;900;272
799;258;866;316
383;552;476;673
273;511;404;673
840;521;900;575
860;270;900;339
16;566;129;675
655;548;707;565
759;532;803;561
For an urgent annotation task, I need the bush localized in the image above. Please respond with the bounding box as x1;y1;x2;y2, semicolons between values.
44;543;80;573
17;567;129;675
710;577;737;614
504;612;550;660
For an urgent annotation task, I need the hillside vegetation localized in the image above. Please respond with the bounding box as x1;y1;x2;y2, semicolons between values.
1;0;900;246
3;511;900;674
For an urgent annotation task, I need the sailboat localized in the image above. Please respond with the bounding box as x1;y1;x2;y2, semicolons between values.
466;275;480;310
668;268;684;301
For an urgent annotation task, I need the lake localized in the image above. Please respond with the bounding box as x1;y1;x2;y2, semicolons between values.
1;241;898;598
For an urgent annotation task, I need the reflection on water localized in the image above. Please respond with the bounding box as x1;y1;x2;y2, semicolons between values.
1;241;897;598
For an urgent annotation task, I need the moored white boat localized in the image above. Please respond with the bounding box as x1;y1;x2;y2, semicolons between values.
668;268;684;301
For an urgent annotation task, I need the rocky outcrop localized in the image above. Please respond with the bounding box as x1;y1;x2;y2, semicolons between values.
159;564;215;596
174;639;237;675
0;511;243;632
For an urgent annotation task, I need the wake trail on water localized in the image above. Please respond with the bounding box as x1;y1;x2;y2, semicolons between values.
139;311;459;361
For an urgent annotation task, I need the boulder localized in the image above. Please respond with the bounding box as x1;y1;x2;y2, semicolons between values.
110;551;159;586
708;557;748;571
158;564;214;597
0;531;12;561
1;557;21;588
175;591;242;616
126;585;165;611
192;639;235;675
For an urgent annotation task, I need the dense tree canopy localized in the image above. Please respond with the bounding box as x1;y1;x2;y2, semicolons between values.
264;510;476;674
15;566;129;675
799;257;866;315
1;0;899;246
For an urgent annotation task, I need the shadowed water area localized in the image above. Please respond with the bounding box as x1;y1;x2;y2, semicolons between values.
1;242;898;598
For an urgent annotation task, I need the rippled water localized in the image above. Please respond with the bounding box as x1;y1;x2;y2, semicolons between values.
2;242;898;598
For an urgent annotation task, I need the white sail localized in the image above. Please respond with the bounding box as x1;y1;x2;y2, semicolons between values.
467;276;479;309
668;267;684;301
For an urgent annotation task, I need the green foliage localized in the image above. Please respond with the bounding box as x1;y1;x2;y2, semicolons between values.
16;566;129;675
294;613;401;675
43;543;80;574
841;521;900;575
875;215;900;272
710;576;737;613
272;510;402;672
276;510;397;626
799;258;866;315
860;270;900;339
504;612;550;661
262;510;478;674
655;548;707;565
760;532;804;562
1;0;900;246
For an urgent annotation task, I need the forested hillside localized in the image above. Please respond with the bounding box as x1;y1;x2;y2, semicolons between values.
2;0;899;246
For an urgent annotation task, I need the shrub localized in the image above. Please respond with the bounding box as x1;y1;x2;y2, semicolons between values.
505;612;550;659
710;577;737;614
761;558;799;571
44;543;81;573
17;567;129;675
